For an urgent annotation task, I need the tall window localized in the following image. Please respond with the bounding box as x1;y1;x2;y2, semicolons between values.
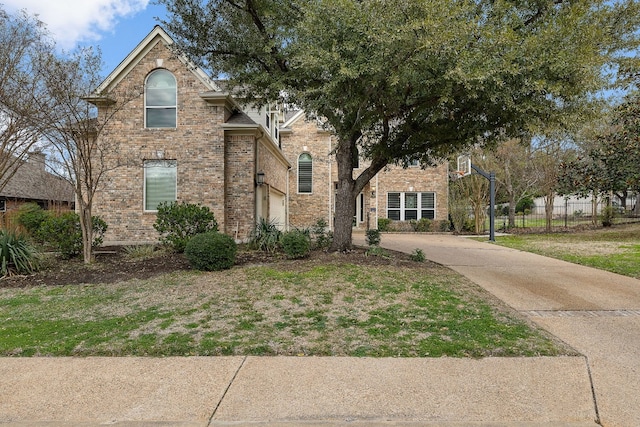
298;153;312;193
144;160;177;211
387;192;436;220
145;69;177;128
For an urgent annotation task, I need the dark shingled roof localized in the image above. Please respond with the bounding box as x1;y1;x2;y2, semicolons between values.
226;111;257;125
1;153;74;203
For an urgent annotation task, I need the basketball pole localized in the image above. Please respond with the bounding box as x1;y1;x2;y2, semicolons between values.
470;163;496;242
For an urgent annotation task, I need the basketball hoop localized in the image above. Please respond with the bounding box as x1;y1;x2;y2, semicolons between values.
456;154;471;178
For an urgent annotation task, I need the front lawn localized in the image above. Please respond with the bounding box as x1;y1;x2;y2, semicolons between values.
0;249;571;357
493;223;640;279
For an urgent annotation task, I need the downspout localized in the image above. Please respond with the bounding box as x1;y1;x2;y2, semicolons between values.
375;174;379;229
286;167;290;231
328;134;333;230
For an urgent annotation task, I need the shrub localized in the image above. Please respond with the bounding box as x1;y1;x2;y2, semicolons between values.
38;213;108;259
15;203;50;240
365;246;389;258
122;244;158;260
413;218;432;232
185;232;237;271
311;218;332;249
280;230;311;259
410;248;426;262
249;218;282;252
438;220;451;232
153;202;218;253
365;229;381;246
601;205;616;227
516;196;535;214
0;230;40;277
377;218;392;232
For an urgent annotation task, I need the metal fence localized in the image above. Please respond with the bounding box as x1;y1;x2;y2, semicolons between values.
495;200;640;231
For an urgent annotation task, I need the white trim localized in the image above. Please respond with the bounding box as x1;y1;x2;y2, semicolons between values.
144;69;177;129
282;110;305;128
93;26;221;96
297;152;313;194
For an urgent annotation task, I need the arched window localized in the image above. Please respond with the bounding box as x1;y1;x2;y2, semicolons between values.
298;153;312;193
145;69;177;128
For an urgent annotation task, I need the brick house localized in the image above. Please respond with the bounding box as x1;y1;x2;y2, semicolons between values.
91;26;448;244
0;152;75;228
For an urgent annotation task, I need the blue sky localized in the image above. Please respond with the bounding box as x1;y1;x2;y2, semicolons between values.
2;0;168;76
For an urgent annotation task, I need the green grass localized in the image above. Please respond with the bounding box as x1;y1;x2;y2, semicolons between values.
0;261;568;358
493;223;640;279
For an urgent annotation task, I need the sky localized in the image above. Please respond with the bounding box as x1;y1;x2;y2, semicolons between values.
2;0;168;76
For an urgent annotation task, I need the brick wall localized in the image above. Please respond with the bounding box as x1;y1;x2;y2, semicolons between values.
280;118;334;229
94;41;233;243
282;114;449;231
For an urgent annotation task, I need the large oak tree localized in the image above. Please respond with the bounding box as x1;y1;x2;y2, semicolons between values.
159;0;640;251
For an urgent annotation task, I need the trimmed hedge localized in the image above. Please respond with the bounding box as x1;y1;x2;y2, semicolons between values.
184;232;237;271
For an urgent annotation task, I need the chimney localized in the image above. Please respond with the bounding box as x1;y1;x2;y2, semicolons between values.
28;151;46;171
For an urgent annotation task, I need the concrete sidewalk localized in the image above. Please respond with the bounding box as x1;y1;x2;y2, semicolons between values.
1;356;596;426
6;233;637;426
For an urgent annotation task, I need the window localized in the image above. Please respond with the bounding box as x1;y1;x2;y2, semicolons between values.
298;153;312;193
144;160;177;211
0;199;5;212
387;192;436;220
145;69;177;128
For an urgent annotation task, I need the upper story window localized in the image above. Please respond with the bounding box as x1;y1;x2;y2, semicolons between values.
145;69;177;128
298;153;312;194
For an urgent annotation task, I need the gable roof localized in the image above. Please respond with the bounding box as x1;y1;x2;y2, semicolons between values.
0;154;74;203
93;26;221;96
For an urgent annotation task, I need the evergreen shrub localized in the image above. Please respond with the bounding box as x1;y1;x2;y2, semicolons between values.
153;202;218;253
185;232;237;271
280;230;311;259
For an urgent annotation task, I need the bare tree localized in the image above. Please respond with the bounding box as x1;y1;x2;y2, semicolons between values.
493;139;539;228
0;8;52;193
32;47;142;263
532;135;575;232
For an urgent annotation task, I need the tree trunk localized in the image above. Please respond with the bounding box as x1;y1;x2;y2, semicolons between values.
331;140;357;252
544;192;554;232
508;193;516;228
79;203;94;264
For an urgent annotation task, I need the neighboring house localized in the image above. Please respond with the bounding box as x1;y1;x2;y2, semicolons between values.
0;151;75;225
90;26;449;244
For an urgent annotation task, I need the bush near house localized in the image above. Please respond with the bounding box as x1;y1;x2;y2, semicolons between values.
249;218;282;253
184;232;237;271
15;203;50;241
311;218;332;250
280;230;311;259
37;213;107;259
153;202;218;253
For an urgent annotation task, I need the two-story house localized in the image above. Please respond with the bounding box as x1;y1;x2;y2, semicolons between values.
90;26;448;244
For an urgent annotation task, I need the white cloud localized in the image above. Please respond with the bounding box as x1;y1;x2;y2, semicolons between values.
2;0;149;49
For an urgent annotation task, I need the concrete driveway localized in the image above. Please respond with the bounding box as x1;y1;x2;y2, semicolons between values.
359;233;640;427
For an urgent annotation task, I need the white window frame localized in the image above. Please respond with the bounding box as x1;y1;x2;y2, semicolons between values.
297;153;313;194
143;160;177;212
387;192;436;220
144;69;177;129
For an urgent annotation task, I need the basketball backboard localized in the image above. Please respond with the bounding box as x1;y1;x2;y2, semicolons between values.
456;154;471;177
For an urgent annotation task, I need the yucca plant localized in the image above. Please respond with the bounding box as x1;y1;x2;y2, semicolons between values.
0;230;40;277
249;218;282;253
